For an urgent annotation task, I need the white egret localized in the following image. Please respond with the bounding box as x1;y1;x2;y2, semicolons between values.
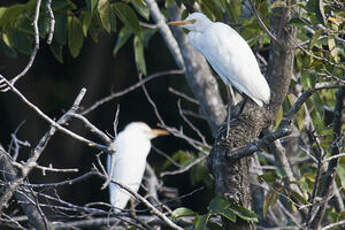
168;13;270;107
107;122;168;210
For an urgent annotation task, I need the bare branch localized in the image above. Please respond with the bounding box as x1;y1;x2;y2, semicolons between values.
0;146;53;230
0;77;107;150
0;0;42;91
81;69;184;115
229;127;292;160
95;170;184;230
160;155;207;177
46;0;55;44
309;85;345;229
0;88;92;213
248;0;280;45
145;0;185;69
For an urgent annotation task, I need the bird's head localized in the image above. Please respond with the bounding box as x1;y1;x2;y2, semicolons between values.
168;12;212;32
124;122;169;140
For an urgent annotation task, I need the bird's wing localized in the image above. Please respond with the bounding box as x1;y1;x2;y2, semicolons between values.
107;135;148;209
190;23;270;105
107;153;131;209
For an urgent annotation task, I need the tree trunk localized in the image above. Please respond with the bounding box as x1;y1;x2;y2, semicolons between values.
208;4;297;229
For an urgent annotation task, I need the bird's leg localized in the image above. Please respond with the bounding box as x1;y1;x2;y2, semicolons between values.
225;87;232;138
233;96;248;120
129;198;136;216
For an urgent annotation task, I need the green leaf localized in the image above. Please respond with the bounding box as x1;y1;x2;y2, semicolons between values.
229;204;259;222
312;93;324;121
80;10;92;37
208;197;236;222
52;0;77;11
131;0;150;20
227;0;241;22
50;40;64;63
7;30;34;55
142;29;156;47
0;7;7;20
328;35;339;62
0;39;17;59
207;222;223;230
85;0;98;15
306;0;326;25
290;190;308;205
67;15;84;58
296;104;306;130
270;1;287;8
97;0;116;33
88;12;103;43
54;13;67;45
195;214;210;230
200;0;223;21
263;191;278;218
134;35;146;75
288;18;305;27
113;3;141;35
0;5;25;30
113;26;133;56
309;28;323;50
165;0;175;8
171;208;197;221
274;105;283;129
258;172;278;184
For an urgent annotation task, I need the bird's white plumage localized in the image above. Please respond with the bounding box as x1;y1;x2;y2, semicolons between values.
173;13;270;106
107;122;154;210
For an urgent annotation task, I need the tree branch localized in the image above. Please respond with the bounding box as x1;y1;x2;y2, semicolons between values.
309;85;345;229
0;146;53;230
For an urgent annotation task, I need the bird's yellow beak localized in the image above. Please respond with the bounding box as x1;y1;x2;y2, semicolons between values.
150;129;169;136
168;19;196;26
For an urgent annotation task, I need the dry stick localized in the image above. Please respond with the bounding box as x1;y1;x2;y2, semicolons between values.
160;155;207;177
177;100;207;145
145;0;185;69
0;88;88;213
0;0;42;91
0;77;107;150
305;130;324;227
98;173;184;230
81;69;184;115
168;87;200;105
22;170;97;188
248;0;280;45
70;114;112;144
322;219;345;230
46;0;55;45
309;86;345;229
152;145;182;168
0;147;52;230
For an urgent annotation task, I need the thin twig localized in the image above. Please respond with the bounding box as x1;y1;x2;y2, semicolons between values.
95;170;184;230
81;70;184;115
160;155;207;177
177;100;207;145
169;87;199;105
0;0;42;91
248;0;280;45
0;88;95;212
0;77;107;150
46;0;55;44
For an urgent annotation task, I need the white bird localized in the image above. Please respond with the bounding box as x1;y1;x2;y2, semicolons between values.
107;122;168;210
168;12;270;107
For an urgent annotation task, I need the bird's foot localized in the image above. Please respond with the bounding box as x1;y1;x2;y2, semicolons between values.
226;104;231;139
